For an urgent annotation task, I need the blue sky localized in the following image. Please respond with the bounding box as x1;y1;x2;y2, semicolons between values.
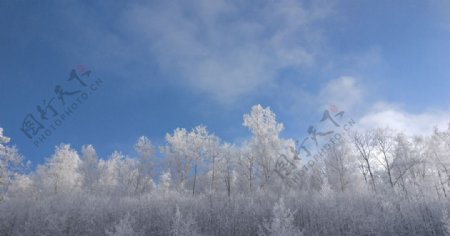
1;0;450;166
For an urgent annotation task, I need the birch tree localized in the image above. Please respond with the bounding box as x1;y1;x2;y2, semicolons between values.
243;105;284;189
352;130;377;192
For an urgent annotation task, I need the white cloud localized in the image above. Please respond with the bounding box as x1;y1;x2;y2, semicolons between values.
318;76;363;112
358;103;450;136
121;0;334;104
316;77;450;137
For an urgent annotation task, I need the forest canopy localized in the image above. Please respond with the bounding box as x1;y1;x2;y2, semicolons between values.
1;105;450;235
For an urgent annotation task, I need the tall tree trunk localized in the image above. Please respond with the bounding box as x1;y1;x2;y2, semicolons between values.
210;156;215;193
192;164;197;196
366;159;376;192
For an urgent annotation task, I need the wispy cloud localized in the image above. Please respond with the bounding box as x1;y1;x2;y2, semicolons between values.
316;77;450;136
121;0;334;104
318;76;363;112
357;102;450;136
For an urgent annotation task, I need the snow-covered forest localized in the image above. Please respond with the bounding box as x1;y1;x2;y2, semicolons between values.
2;104;450;235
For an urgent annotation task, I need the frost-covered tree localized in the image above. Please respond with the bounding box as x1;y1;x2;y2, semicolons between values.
134;136;155;194
106;213;136;236
2;106;450;235
187;125;209;196
98;151;149;195
391;133;421;197
5;174;32;200
159;170;172;192
163;125;217;195
0;128;24;201
238;144;256;192
374;128;397;189
0;128;9;144
171;205;199;236
352;130;377;192
259;198;302;236
441;209;450;236
162;128;191;191
429;126;450;198
79;144;99;193
34;144;82;194
243;105;285;189
323;138;355;192
202;132;221;194
135;136;154;159
220;143;238;197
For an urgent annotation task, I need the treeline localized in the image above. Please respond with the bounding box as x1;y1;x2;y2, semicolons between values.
1;105;450;235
